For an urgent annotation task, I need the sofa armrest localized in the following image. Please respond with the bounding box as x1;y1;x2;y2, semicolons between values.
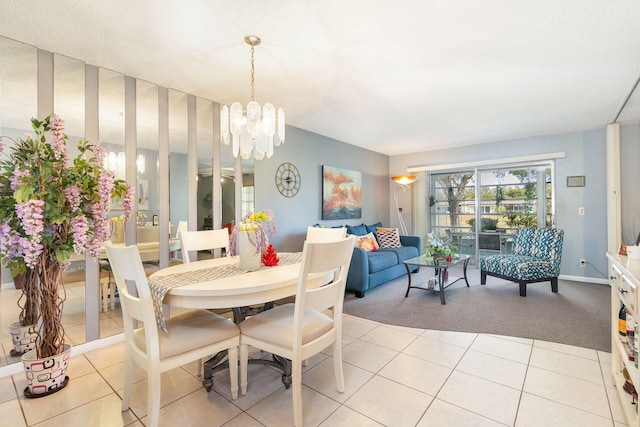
346;247;369;292
400;235;422;253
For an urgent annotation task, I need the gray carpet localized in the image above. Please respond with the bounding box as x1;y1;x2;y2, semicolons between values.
343;264;611;353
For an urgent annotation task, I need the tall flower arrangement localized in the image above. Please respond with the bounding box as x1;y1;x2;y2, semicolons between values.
228;209;276;256
0;115;134;358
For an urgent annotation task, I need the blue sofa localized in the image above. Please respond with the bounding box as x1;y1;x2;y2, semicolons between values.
341;223;422;298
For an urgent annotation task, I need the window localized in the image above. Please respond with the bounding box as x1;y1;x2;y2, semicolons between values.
429;162;554;261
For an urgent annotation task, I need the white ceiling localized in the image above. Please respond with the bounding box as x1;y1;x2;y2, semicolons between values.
1;0;640;156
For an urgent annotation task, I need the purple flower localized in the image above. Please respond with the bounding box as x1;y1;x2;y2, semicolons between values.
16;199;45;237
122;186;135;220
65;185;83;212
71;215;89;252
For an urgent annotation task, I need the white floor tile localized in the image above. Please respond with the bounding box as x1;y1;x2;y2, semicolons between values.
422;329;477;348
319;405;385;426
345;375;432;426
341;315;380;339
516;392;612;427
247;384;340;427
303;356;374;403
534;339;599;361
378;353;451;396
470;334;532;364
523;366;610;418
359;325;418;351
403;335;467;368
417;398;505;427
529;346;604;384
456;349;527;389
341;339;399;373
437;370;520;425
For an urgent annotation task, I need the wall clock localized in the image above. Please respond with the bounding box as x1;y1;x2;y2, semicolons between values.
275;162;301;197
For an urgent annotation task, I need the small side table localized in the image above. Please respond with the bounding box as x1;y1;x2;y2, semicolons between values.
403;254;471;304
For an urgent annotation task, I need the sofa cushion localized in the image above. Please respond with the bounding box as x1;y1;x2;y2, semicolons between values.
379;246;419;262
479;254;554;281
354;232;379;252
365;222;384;233
346;224;368;236
366;250;399;273
376;228;401;248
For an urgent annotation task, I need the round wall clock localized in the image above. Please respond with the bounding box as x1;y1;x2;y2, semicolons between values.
275;162;301;197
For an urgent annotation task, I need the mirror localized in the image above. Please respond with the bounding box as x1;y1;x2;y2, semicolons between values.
135;80;159;262
0;37;37;368
197;97;214;232
169;89;188;260
54;53;88;345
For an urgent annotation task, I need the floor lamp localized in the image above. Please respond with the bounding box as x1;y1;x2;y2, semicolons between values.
391;175;416;236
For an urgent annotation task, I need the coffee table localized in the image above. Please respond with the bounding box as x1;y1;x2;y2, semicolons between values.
403;254;471;304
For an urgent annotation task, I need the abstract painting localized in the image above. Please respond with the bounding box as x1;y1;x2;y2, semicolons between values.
322;165;362;220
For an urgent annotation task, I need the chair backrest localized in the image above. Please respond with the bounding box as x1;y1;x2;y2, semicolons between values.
104;244;159;359
513;227;565;273
180;229;230;263
305;226;347;243
175;220;188;240
293;236;355;342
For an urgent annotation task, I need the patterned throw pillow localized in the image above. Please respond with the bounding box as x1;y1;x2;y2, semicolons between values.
376;227;402;248
354;232;380;252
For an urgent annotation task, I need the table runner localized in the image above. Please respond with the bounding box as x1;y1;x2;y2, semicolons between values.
148;252;302;332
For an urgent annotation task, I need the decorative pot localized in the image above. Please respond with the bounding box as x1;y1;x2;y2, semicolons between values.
238;231;262;271
22;343;72;398
8;321;36;357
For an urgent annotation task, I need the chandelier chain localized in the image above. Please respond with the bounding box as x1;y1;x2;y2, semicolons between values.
250;44;255;102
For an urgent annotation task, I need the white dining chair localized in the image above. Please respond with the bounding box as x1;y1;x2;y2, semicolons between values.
239;236;354;427
305;226;347;242
169;220;188;259
105;244;240;427
180;228;229;263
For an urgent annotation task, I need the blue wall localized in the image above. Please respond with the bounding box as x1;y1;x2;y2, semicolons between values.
389;128;609;282
253;126;390;252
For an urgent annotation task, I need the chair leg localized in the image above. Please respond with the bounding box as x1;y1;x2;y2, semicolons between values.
121;357;134;411
239;344;248;396
292;358;303;427
354;291;365;298
551;277;558;293
480;271;487;285
228;347;238;400
333;341;345;393
519;282;527;297
148;370;161;427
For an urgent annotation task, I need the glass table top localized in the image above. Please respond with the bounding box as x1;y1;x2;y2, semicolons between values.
403;253;471;268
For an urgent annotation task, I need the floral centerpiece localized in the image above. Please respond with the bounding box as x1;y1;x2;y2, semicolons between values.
229;209;276;256
0;115;134;363
426;233;457;261
229;210;276;271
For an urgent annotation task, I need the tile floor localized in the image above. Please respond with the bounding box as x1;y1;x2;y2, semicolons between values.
0;312;631;426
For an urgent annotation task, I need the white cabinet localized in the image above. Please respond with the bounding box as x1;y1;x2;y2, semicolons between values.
608;252;640;426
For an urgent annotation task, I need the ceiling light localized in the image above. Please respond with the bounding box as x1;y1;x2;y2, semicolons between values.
220;35;285;160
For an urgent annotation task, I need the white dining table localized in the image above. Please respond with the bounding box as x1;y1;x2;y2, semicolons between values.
148;252;313;391
149;252;305;313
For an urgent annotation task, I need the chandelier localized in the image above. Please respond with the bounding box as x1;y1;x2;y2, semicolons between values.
220;35;285;160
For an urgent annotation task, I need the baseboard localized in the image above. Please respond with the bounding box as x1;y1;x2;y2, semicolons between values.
0;333;124;379
559;274;609;286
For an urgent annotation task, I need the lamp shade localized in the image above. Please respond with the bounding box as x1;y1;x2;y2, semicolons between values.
391;175;416;185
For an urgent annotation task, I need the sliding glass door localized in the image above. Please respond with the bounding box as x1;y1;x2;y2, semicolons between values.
430;163;554;262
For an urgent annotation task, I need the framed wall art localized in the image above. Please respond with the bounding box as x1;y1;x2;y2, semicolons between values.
322;165;362;220
567;175;585;187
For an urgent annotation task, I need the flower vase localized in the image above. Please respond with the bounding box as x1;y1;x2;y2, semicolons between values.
238;231;262;271
111;221;124;244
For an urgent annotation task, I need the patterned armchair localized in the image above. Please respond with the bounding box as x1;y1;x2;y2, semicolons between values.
478;227;564;296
